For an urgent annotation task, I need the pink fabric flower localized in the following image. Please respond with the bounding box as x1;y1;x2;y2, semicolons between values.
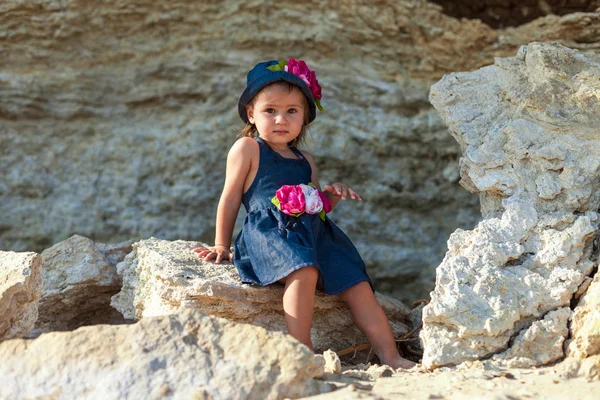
275;185;306;216
285;58;322;100
318;190;331;213
307;70;322;100
300;184;323;214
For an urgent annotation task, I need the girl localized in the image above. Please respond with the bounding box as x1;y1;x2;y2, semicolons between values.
194;58;415;369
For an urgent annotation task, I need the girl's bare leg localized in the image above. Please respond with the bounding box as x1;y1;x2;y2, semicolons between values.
280;266;319;351
339;281;416;369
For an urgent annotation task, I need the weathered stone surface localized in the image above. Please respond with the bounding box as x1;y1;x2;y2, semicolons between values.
111;237;411;352
574;355;600;380
422;42;600;369
323;349;342;374
430;42;600;217
0;309;324;400
568;270;600;359
96;238;134;268
422;199;597;368
562;269;600;379
31;234;126;336
430;0;600;29
0;251;42;341
2;1;599;303
488;307;571;368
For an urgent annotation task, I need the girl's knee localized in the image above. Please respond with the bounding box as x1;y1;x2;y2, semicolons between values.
339;281;373;302
286;266;319;283
297;265;319;280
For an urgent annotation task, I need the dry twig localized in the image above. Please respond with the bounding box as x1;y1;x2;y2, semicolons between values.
396;322;423;343
336;343;372;357
412;299;430;308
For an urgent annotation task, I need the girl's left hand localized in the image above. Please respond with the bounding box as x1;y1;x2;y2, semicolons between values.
323;183;362;201
192;245;233;264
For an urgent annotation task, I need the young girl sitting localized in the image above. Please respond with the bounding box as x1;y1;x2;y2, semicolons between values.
194;58;415;369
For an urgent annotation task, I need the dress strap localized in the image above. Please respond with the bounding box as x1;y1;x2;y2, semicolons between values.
289;146;305;160
256;137;305;161
254;137;271;157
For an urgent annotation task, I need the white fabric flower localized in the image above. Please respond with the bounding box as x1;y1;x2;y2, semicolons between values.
299;184;323;214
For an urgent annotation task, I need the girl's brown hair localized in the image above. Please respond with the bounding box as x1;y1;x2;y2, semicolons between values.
239;81;310;148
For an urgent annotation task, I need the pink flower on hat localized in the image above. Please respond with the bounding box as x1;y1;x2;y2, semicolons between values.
275;185;306;216
285;58;322;101
267;58;324;112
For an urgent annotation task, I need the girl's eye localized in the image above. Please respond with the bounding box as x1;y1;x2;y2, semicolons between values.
288;109;297;114
265;108;275;113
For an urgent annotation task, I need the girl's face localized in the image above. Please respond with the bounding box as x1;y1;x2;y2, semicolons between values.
246;84;306;147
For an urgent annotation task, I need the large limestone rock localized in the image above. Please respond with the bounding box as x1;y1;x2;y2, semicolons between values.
32;234;127;336
422;42;600;369
422;199;596;368
0;309;324;399
111;237;411;352
0;251;43;341
2;1;599;303
429;40;600;217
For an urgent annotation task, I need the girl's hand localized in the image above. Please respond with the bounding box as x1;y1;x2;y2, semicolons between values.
192;245;233;264
323;183;362;201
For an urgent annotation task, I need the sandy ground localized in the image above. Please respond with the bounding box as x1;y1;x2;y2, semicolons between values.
301;363;600;400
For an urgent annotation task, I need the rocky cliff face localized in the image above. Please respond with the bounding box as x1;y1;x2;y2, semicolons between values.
1;0;599;302
430;0;600;28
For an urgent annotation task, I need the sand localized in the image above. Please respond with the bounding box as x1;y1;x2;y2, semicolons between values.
302;363;600;400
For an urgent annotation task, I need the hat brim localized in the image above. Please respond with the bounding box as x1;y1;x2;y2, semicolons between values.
238;70;317;124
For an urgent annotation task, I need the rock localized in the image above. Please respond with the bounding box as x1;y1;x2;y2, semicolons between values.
323;349;342;374
336;362;396;381
567;271;600;359
563;355;600;381
0;251;43;341
0;309;323;399
422;42;600;369
430;42;600;216
95;239;134;267
3;2;599;304
421;199;597;368
487;307;571;368
562;270;600;379
31;234;126;337
111;237;411;352
362;364;396;379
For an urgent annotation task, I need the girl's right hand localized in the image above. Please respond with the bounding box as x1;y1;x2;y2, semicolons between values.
192;246;233;264
323;182;362;201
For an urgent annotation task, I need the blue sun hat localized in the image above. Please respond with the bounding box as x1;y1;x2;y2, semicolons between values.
238;58;324;124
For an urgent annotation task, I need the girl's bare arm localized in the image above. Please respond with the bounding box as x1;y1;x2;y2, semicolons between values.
194;137;258;263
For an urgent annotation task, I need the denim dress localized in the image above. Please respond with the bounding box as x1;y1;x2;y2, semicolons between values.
233;137;372;295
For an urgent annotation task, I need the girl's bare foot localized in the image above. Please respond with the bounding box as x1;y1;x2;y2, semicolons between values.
384;354;417;369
